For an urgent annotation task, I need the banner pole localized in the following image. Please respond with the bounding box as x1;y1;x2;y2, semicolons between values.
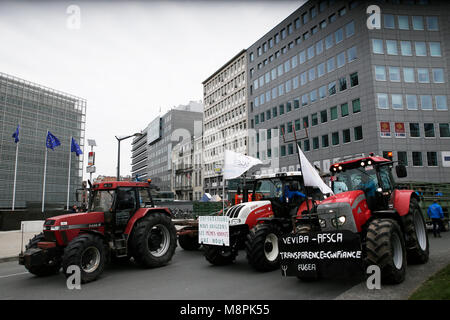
66;136;72;211
42;131;48;213
12;140;19;210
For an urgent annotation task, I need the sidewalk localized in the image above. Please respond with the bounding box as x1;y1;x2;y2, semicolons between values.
0;230;37;262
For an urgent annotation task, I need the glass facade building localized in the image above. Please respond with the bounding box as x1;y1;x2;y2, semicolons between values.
0;72;86;208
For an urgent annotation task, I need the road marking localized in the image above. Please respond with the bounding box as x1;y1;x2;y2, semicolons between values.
0;272;29;279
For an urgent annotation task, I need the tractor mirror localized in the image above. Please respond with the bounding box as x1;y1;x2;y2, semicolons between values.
395;164;407;178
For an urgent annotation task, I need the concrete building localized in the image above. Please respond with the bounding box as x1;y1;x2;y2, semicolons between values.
131;101;203;191
247;0;450;183
0;72;86;208
202;50;248;197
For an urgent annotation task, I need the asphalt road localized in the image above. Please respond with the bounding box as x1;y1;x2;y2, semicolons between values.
0;231;448;300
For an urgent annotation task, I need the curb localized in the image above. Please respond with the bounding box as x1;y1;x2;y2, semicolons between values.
0;256;19;263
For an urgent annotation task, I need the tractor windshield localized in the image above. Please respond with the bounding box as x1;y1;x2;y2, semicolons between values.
89;190;115;212
254;178;283;201
332;167;378;195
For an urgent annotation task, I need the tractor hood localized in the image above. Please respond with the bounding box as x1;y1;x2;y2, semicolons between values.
321;190;366;207
225;201;273;228
44;211;105;230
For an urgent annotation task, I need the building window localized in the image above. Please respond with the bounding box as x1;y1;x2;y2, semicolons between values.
302;94;309;106
386;40;398;55
288;143;294;155
398;16;409;30
299;50;306;64
377;93;389;109
311;6;317;18
343;129;351;143
398;151;408;166
304;139;310;152
279;104;285;115
300;72;307;85
384;14;395;29
288;23;293;35
295;119;301;131
275;33;280;44
403;68;415;83
294;97;300;109
287;122;293;133
260;112;265;123
320;20;327;29
311;113;318;126
406;95;418;110
341;103;349;117
310;90;317;103
295;18;300;29
303;32;309;40
352;98;361;113
420;95;432;110
286;101;292;112
337;51;345;68
412;16;424;30
426;16;439;31
348;46;357;62
266;110;271;121
255;115;259;125
345;21;355;37
350;72;359;87
249;52;254;62
303;116;309;128
272;107;278;118
320;110;328;123
354;126;363;141
322;135;329;148
327;57;335;73
328;81;336;95
329;13;336;23
429;42;442;57
281;145;286;157
302;12;309;25
268;38;274;48
436;96;448;111
410;123;420;137
432;68;445;83
311;26;318;35
325;34;334;50
309;67;316;81
400;41;412;56
313;137;319;150
332;132;339;145
427;152;438;167
417;69;429;83
424;123;435;137
372;39;383;54
392;94;403;110
375;66;386;81
415;42;427;56
338;7;346;16
308;46;315;60
316;40;323;55
439;123;450;137
330;106;338;120
293;76;299;89
318;63;325;77
412;152;423;166
319;85;327;99
335;28;344;44
389;67;401;82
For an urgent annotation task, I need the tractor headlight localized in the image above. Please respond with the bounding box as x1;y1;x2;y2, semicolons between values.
230;218;241;226
50;226;60;231
331;216;346;228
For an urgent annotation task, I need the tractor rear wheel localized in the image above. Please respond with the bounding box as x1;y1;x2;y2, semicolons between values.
204;245;236;265
178;227;201;251
24;233;61;277
62;233;106;283
366;219;406;284
131;213;177;268
404;198;429;264
246;223;280;271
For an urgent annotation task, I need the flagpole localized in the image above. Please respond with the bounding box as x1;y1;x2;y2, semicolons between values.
42;131;48;213
66;136;72;211
222;177;225;214
12;141;19;210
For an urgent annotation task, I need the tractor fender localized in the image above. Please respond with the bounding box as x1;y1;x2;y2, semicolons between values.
78;229;105;239
393;189;418;216
124;207;172;236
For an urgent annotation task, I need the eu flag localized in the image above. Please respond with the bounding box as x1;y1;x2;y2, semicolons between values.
12;125;19;143
46;131;61;150
71;137;83;156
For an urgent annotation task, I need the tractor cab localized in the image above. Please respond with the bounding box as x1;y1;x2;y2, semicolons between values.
330;156;407;211
89;180;156;233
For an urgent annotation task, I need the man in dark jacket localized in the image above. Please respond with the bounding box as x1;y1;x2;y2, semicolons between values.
427;200;444;237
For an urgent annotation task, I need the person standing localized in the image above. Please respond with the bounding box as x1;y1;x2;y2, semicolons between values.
427;200;444;238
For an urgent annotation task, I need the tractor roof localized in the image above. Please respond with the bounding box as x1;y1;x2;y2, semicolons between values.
252;171;303;180
93;181;151;190
330;156;390;170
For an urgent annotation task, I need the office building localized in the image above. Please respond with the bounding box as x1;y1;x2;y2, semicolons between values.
0;72;86;208
247;0;450;182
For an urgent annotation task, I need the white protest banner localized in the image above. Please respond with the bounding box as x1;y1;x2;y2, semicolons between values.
223;150;262;180
198;216;230;246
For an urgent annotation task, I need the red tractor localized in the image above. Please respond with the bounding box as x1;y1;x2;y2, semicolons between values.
19;180;177;283
280;155;429;284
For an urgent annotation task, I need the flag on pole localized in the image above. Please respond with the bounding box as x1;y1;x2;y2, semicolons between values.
46;131;61;150
297;144;334;195
12;125;19;143
223;150;262;180
71;137;83;156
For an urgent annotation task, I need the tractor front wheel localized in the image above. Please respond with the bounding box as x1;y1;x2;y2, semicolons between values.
131;213;177;268
404;198;429;264
246;223;281;271
366;219;406;284
62;233;106;283
204;245;236;265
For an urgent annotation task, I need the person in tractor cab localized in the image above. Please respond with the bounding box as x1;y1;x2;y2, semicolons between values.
281;181;306;216
427;199;444;238
357;173;377;210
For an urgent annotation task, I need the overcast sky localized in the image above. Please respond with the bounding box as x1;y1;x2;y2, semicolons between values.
0;0;304;180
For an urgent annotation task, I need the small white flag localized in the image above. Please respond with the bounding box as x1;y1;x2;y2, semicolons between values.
297;145;334;195
223;150;262;180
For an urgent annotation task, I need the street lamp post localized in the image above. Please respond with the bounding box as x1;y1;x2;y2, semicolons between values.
115;132;143;181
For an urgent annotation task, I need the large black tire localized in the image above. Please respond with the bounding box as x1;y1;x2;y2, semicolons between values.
62;233;106;283
24;233;61;277
204;245;237;265
404;198;429;264
178;228;201;251
130;213;177;268
246;224;281;271
366;219;407;284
